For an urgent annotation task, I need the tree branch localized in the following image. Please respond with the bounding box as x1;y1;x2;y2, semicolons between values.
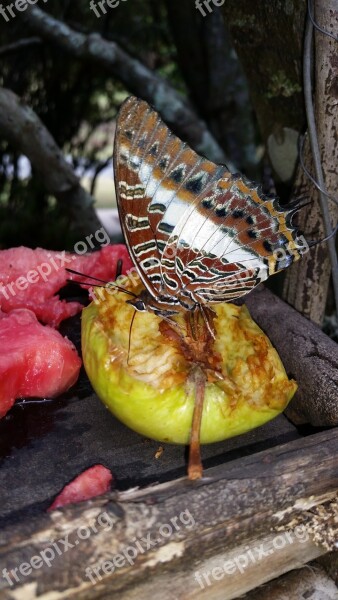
19;5;227;164
0;87;102;235
0;37;41;57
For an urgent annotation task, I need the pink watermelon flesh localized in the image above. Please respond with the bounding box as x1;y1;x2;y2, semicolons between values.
0;308;82;419
48;465;113;510
0;245;133;327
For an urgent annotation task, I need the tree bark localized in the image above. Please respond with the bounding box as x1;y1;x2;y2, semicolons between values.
246;286;338;426
221;0;305;146
283;0;338;324
0;87;102;236
19;6;228;164
166;1;256;174
0;37;41;57
221;0;338;323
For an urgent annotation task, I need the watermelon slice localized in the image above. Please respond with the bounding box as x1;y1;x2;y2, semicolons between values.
0;308;81;419
48;465;113;510
0;245;133;327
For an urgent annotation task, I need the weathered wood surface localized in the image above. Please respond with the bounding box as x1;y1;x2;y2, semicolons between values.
246;286;338;425
0;429;337;600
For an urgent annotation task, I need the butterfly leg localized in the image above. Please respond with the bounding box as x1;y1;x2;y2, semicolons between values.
159;313;186;338
199;304;216;339
188;309;199;341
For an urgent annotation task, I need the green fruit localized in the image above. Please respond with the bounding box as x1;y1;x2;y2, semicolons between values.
81;280;297;445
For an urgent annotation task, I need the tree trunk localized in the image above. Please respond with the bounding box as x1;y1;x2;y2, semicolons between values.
283;0;338;324
166;0;256;174
221;0;305;146
222;0;338;323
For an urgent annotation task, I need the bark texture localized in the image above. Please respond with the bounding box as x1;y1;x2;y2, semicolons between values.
0;87;101;235
166;1;256;173
19;6;227;164
246;286;338;426
284;0;338;324
222;0;338;323
221;1;305;145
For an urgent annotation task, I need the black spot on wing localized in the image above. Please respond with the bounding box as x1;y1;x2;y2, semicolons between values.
202;198;214;209
149;274;163;284
157;240;166;252
138;138;147;150
263;240;273;252
185;173;205;194
215;206;227;217
158;221;175;234
149;141;159;157
171;165;185;184
149;202;166;214
159;156;170;170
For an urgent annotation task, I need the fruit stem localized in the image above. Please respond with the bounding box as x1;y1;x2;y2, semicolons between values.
188;365;206;480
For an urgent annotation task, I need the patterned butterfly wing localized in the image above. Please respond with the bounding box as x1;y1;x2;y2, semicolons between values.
114;96;228;307
114;96;305;311
163;174;306;305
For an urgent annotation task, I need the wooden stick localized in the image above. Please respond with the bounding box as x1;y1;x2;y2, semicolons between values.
188;366;206;480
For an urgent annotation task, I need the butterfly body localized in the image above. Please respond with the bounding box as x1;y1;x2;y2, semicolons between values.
114;96;305;320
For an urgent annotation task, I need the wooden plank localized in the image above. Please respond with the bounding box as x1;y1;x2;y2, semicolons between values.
0;429;337;600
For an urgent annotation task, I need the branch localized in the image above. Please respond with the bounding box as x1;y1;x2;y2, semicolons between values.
19;6;227;164
0;87;102;235
0;37;41;57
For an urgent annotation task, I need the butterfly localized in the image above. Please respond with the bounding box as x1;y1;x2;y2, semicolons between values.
114;96;306;329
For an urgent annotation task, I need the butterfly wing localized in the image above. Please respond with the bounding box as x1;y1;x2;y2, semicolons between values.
163;174;306;305
114;96;228;304
114;96;305;309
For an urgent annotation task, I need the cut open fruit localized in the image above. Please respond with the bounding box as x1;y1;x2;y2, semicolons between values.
82;277;297;478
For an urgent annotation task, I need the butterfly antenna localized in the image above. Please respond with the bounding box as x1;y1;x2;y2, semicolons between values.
286;197;312;215
127;310;137;365
66;268;110;285
308;222;338;248
65;268;137;297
